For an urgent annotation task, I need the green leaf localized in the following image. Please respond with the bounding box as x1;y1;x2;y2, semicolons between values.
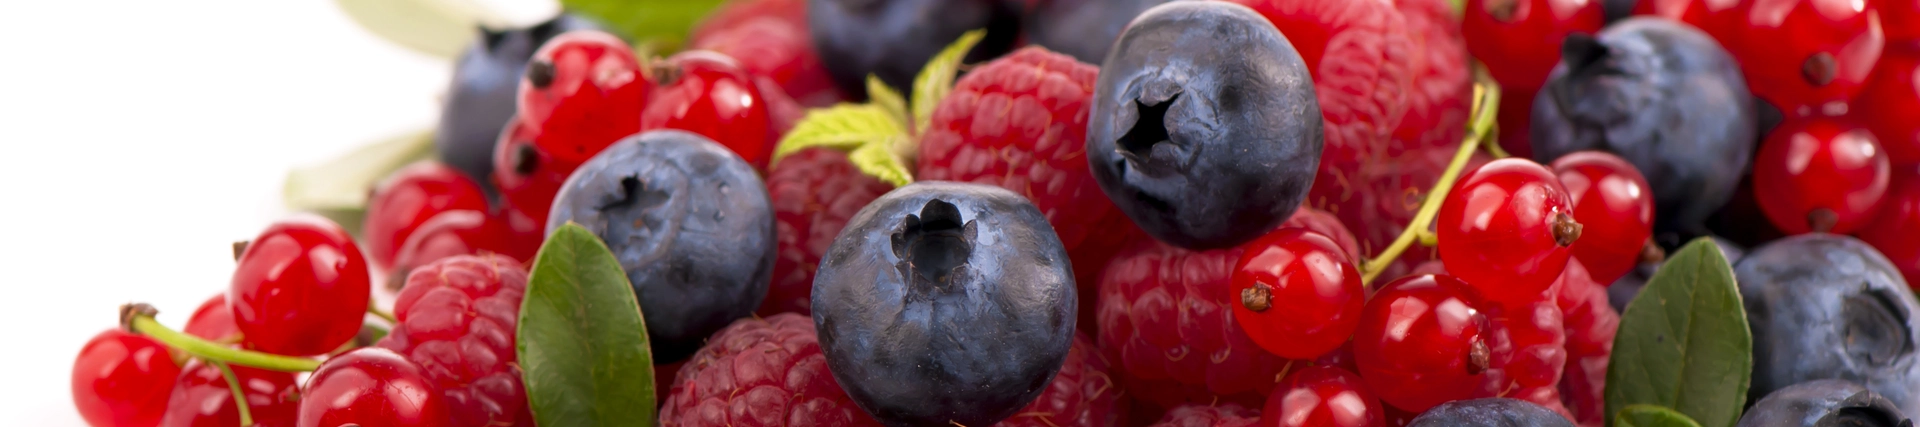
334;0;504;58
910;29;987;132
867;75;910;126
283;129;435;218
1606;238;1752;427
847;141;913;187
770;104;910;164
518;223;655;427
560;0;727;52
1616;405;1705;427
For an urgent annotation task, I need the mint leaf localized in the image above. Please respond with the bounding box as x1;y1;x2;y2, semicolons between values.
771;104;910;165
868;75;910;127
519;223;655;426
1606;238;1752;427
910;29;987;132
1616;405;1704;427
334;0;504;58
560;0;727;51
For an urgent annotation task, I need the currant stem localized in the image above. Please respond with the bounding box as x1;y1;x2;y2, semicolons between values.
1361;68;1502;284
124;307;322;373
368;302;397;325
210;360;255;427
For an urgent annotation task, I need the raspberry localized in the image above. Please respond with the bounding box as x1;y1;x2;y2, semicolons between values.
998;335;1122;427
658;313;880;427
376;254;532;427
1096;238;1292;411
1392;0;1473;155
1552;261;1618;427
1146;404;1261;427
689;0;842;107
1281;206;1365;266
1474;291;1573;421
763;147;893;315
364;162;490;271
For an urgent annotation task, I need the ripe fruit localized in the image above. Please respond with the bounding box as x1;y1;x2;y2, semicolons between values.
1353;274;1491;412
230;215;370;356
1552;261;1618;426
1404;398;1575;426
388;210;514;286
1753;116;1892;234
1096;238;1290;410
1631;0;1742;37
72;329;181;427
806;0;1020;98
812;182;1076;427
1722;0;1885;112
377;254;531;427
658;313;880;427
639;50;776;169
1148;404;1261;427
1473;291;1570;419
491;118;567;230
1737;380;1913;427
160;361;299;427
1088;1;1324;250
998;335;1123;427
516;30;645;164
1854;45;1920;166
1549;151;1654;285
1022;0;1170;63
1531;18;1756;241
1859;168;1920;286
437;14;597;187
1229;228;1365;360
764;147;892;316
1735;234;1920;417
688;0;841;106
1436;158;1579;305
1464;0;1605;90
183;294;238;343
297;347;448;427
364;162;489;270
1394;0;1474;155
1262;366;1386;427
546;130;774;363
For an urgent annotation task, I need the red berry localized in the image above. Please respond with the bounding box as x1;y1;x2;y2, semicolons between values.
1352;274;1490;412
1632;0;1743;36
1859;167;1920;286
364;162;489;270
492;117;568;230
640;50;776;169
1230;228;1366;360
1437;158;1579;306
1224;0;1417;168
1393;0;1474;156
1887;0;1920;41
1855;45;1920;166
1148;404;1261;427
1262;366;1386;427
658;313;880;427
763;148;892;315
1723;0;1885;112
160;361;299;427
1495;86;1540;159
1464;0;1606;90
1474;292;1571;419
1753;116;1892;234
997;335;1123;427
497;200;550;262
517;30;645;165
377;254;531;427
183;294;239;343
688;0;842;106
297;347;448;427
1552;260;1618;427
1282;207;1366;269
72;329;180;427
1097;238;1291;411
230;215;370;356
388;210;515;285
1550;151;1655;285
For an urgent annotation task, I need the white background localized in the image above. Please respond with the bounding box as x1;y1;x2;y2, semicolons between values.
0;1;553;424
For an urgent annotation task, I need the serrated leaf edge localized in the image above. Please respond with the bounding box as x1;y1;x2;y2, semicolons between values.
770;104;910;165
848;142;913;187
867;75;909;126
910;29;986;133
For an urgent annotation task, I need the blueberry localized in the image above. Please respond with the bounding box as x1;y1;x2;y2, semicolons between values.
1531;17;1758;241
435;14;597;190
1608;237;1746;313
546;130;774;363
807;0;1021;98
1406;398;1576;427
812;181;1075;427
1738;379;1913;427
1602;0;1637;24
1736;234;1920;417
1086;1;1324;250
1022;0;1168;64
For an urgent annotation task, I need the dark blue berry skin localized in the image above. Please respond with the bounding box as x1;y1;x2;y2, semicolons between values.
1531;17;1757;241
546;130;775;363
1603;0;1638;24
435;14;597;190
1023;0;1168;64
1086;1;1324;250
1736;234;1920;418
812;181;1075;427
1738;380;1913;427
807;0;1021;99
1407;398;1576;427
1608;237;1746;313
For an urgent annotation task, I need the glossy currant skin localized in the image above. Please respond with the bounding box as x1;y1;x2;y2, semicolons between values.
1464;0;1605;90
1353;274;1492;412
1725;0;1885;113
492;117;567;231
1262;366;1386;427
72;329;181;427
1859;167;1920;287
363;162;490;270
183;293;239;343
297;347;449;427
516;30;646;165
1855;45;1920;166
161;361;299;427
1753;116;1891;235
230;215;371;356
1551;151;1654;285
1229;227;1365;360
388;210;514;286
1437;158;1579;306
436;14;598;189
639;50;776;170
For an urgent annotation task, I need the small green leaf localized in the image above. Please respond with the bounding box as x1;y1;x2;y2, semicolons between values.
847;142;913;187
561;0;727;52
519;224;655;427
334;0;504;58
1606;238;1752;427
1616;405;1705;427
770;104;910;164
283;129;435;217
867;75;910;126
911;29;987;132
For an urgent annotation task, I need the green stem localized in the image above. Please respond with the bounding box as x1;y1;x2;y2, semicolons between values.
210;360;255;427
1362;69;1503;284
126;310;321;372
368;302;397;325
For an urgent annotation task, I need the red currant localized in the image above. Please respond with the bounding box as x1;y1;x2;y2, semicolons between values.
1437;158;1580;306
1855;45;1920;166
1753;115;1892;234
1725;0;1885;112
1550;151;1654;286
1496;86;1539;159
492;118;569;229
1465;0;1606;90
1859;166;1920;287
297;347;448;427
1633;0;1744;37
640;50;776;169
388;210;513;284
1352;274;1491;412
1262;366;1385;427
160;361;299;427
364;162;489;270
1230;228;1365;360
183;293;239;343
497;203;548;262
229;215;371;356
1887;0;1920;41
72;329;181;427
516;30;646;165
